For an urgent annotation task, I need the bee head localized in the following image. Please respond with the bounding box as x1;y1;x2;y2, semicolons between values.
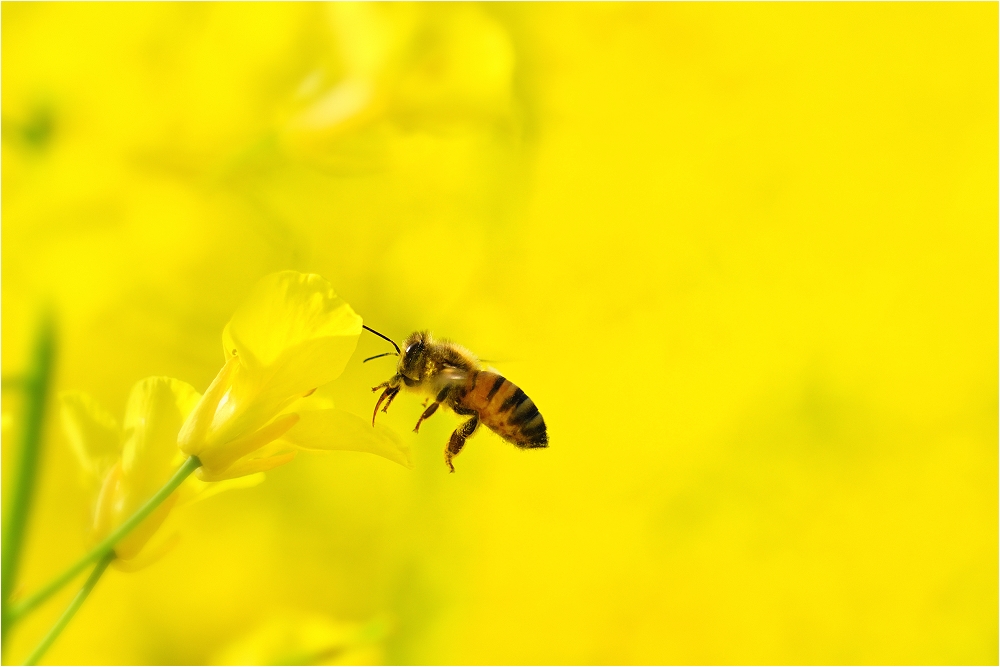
398;330;430;382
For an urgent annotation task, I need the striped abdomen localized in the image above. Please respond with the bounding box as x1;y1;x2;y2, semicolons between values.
459;371;548;448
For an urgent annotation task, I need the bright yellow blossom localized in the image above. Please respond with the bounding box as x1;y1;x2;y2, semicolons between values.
61;377;200;564
178;270;410;481
280;3;517;161
213;612;388;666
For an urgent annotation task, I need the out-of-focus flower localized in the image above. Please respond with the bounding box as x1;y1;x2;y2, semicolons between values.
179;270;411;481
213;612;389;666
280;3;519;159
61;377;202;566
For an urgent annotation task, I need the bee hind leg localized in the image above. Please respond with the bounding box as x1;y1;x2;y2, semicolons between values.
414;387;451;433
445;415;479;473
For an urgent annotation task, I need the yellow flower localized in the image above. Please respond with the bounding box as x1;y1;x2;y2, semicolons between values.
280;3;518;160
61;377;201;565
178;270;410;481
213;611;389;666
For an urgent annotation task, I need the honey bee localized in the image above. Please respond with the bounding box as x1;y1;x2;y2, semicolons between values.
362;325;548;472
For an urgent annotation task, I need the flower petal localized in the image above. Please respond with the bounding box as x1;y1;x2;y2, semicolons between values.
60;391;121;483
281;408;413;469
92;461;124;541
92;460;181;561
121;377;201;502
112;531;181;572
222;271;361;399
198;412;300;475
180;472;266;506
113;494;179;561
196;450;298;482
178;356;239;456
213;612;386;667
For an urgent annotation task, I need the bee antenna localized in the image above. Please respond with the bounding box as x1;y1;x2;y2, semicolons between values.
363;352;399;363
362;324;401;355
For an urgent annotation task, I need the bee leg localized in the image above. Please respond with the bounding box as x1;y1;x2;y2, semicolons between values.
414;387;451;433
444;415;479;473
371;384;401;426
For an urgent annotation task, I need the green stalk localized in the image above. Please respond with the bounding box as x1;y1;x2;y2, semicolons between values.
22;550;115;666
1;314;56;647
6;455;201;623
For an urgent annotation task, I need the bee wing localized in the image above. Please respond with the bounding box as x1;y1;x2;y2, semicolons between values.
431;366;468;395
438;367;468;383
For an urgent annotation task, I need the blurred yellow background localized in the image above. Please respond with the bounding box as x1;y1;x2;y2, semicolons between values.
2;3;996;664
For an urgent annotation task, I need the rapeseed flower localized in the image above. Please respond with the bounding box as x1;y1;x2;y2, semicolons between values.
280;3;518;161
178;270;410;481
213;612;388;666
61;377;201;566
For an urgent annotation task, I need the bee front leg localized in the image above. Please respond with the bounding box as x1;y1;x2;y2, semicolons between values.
414;387;451;434
445;415;479;473
371;377;402;426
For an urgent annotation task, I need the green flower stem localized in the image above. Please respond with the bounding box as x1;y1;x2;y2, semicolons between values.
22;550;115;666
6;455;202;624
1;314;56;649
